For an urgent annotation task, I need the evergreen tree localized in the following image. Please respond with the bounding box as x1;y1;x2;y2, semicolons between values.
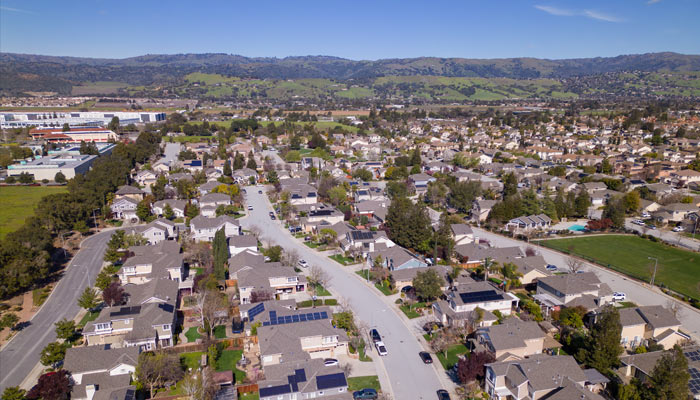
233;152;245;170
223;159;232;176
77;287;99;311
503;172;518;198
246;151;257;169
212;228;229;280
386;196;432;252
410;148;422;166
574;189;591;217
163;203;175;220
647;345;690;400
579;305;623;373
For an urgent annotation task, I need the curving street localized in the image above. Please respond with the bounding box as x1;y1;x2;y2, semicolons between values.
0;230;113;391
241;186;452;399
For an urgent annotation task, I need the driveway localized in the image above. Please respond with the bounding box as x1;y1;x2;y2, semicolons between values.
472;227;700;341
241;187;452;399
0;230;113;391
624;218;700;252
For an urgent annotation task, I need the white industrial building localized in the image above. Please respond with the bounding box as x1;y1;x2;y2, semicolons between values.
7;154;99;181
0;111;166;129
29;127;118;143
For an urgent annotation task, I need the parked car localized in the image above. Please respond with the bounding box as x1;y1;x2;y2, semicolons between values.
258;190;263;194
400;285;413;293
370;329;381;343
672;226;685;232
353;388;378;399
231;319;244;334
632;219;645;225
324;358;339;366
546;264;558;271
613;292;627;301
269;211;274;216
298;259;309;268
419;351;433;364
647;224;657;230
437;389;451;400
375;341;388;356
247;205;253;210
242;189;247;194
641;212;651;218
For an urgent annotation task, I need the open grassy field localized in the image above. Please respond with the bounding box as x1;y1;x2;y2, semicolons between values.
0;185;67;238
540;235;700;300
71;81;130;95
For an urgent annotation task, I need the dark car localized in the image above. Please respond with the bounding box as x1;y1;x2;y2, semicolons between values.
400;285;413;293
258;190;263;194
270;215;276;220
353;388;378;399
242;189;247;194
419;351;433;364
370;328;381;343
231;320;244;334
437;389;451;400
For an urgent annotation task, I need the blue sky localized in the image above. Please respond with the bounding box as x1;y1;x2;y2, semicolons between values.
1;0;698;60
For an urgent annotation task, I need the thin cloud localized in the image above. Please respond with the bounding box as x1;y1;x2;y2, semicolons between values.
0;5;33;14
534;4;622;22
647;0;662;3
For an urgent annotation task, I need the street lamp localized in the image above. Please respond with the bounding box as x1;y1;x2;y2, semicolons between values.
648;256;658;287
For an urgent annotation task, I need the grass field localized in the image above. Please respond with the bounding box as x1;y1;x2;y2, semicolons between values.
216;349;246;382
435;344;469;370
347;376;381;392
540;235;700;300
0;185;67;238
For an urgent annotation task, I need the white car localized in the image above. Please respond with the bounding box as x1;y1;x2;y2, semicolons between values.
247;205;253;210
375;341;388;356
612;292;627;301
641;212;651;218
324;358;339;366
632;219;645;226
672;226;684;232
298;259;309;268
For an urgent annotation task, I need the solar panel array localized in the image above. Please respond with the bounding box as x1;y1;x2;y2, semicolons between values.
261;310;328;326
685;350;700;362
459;290;503;304
689;368;700;394
248;303;265;322
316;372;347;390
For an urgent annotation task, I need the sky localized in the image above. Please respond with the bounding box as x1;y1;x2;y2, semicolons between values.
1;0;699;60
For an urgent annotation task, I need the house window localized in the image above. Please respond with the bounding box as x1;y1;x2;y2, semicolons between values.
96;323;110;331
163;324;170;331
287;277;297;283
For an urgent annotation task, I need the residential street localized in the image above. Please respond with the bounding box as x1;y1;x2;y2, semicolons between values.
0;230;112;391
472;228;700;341
623;218;700;252
241;186;453;399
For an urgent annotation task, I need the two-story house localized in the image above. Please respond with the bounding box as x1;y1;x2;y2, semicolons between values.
433;281;519;328
190;215;241;242
451;223;475;245
110;197;139;221
120;241;183;284
619;305;688;350
64;346;139;400
237;265;307;304
228;234;258;257
151;199;187;219
473;318;547;360
534;272;614;314
258;358;349;400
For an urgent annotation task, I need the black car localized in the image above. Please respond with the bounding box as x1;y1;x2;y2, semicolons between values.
370;328;381;343
437;389;451;400
270;215;276;220
258;190;263;194
419;351;433;364
231;319;244;334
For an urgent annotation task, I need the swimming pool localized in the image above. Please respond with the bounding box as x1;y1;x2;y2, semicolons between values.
569;224;586;232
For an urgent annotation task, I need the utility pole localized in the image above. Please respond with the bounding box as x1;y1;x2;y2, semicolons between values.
648;256;658;287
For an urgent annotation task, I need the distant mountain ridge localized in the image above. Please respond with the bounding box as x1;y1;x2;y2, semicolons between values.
1;52;700;96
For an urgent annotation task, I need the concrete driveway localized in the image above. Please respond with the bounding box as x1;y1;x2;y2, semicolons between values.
241;186;453;399
472;227;700;341
0;230;113;391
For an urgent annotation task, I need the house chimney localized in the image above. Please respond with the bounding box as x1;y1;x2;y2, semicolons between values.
86;384;97;400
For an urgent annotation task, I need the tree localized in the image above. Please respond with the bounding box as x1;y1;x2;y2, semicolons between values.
223;159;232;176
410;148;422;166
95;270;114;291
448;181;481;213
285;150;301;163
246;151;257;169
2;386;26;400
194;288;228;337
267;170;279;184
0;312;19;330
54;318;77;341
108;116;120;132
603;197;626;229
623;191;641;214
352;168;373;181
77;286;99;311
136;351;184;398
412;269;445;301
136;198;153;221
457;351;495;384
647;345;690;400
54;171;66;183
17;172;33;184
250;290;273;303
386;196;432;252
308;265;330;297
574;190;591;217
566;256;584;273
102;282;125;307
162;203;175;220
212;228;229;280
181;367;217;400
503;172;518;198
580;305;623;372
327;186;347;206
27;370;71;400
265;245;282;262
557;306;586;329
185;202;200;218
40;342;66;368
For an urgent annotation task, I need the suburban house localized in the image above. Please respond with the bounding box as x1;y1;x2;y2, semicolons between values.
451;223;475;245
473;318;547;360
506;214;552;232
237;265;307;304
534;272;613;313
391;265;450;292
133;169;158;188
454;243;524;268
199;192;232;209
472;199;498;222
228;234;258;256
151;199;187;219
619;346;700;398
366;245;425;271
122;219;177;245
110;196;139;221
114;185;145;202
120;241;183;284
190;215;241;242
257;358;349;400
619;306;688;350
493;254;550;285
484;354;597;400
82;278;178;350
433;282;519;329
64;346;139;400
344;229;394;256
228;249;266;279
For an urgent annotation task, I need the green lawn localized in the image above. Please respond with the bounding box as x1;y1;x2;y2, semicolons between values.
169;135;215;143
239;392;259;400
313;284;331;297
180;351;204;370
185;326;202;343
32;287;51;307
216;349;246;382
0;186;68;238
78;310;100;327
213;325;227;339
399;302;427;319
540;235;700;300
435;344;469;370
329;254;357;265
347;376;381;392
374;282;395;296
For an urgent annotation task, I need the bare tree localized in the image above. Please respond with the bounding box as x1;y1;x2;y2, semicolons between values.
341;362;353;377
337;296;352;313
249;225;262;242
566;256;584;273
181;367;217;400
194;288;229;338
666;300;682;319
282;248;301;268
250;290;273;303
185;242;212;268
308;265;330;296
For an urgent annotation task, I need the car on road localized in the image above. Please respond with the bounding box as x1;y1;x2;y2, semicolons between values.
370;328;381;343
613;292;627;301
298;259;309;268
324;358;339;366
353;388;378;399
289;226;302;233
258;190;263;194
437;389;451;400
647;224;657;230
632;219;645;225
419;351;433;364
672;226;685;232
546;264;558;271
270;215;276;220
375;341;388;356
269;211;274;216
247;205;253;210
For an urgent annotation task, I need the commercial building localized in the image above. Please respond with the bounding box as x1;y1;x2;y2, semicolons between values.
29;127;118;143
0;111;166;128
7;154;98;181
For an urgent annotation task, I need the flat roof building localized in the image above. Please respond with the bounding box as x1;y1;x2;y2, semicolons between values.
0;111;166;129
7;154;98;181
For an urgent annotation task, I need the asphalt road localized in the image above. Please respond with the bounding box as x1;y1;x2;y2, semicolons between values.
241;186;448;400
0;230;113;391
472;227;700;341
623;218;700;252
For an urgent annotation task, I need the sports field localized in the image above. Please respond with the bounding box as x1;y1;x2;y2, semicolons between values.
540;235;700;301
0;185;67;238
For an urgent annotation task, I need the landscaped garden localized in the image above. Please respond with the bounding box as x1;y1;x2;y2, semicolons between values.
435;344;469;370
329;254;357;265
